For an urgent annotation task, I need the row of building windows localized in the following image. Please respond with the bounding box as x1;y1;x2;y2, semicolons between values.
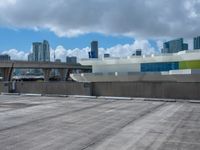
141;62;179;72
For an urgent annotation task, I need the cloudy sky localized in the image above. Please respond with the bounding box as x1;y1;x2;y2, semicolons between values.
0;0;199;61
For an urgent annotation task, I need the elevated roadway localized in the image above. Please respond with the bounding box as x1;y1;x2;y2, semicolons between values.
0;61;91;81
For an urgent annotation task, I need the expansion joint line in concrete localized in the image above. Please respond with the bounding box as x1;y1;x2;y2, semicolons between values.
80;102;168;150
0;100;116;133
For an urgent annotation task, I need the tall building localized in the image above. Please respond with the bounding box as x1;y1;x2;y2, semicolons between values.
162;38;188;53
0;54;10;61
55;59;61;63
42;40;50;61
89;41;98;58
32;42;42;61
104;54;110;58
28;53;34;61
132;49;142;56
194;36;200;50
29;40;50;62
136;49;142;56
66;56;77;64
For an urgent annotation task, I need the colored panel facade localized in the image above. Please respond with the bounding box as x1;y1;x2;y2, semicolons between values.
179;60;200;69
141;60;200;72
141;62;179;72
93;64;140;73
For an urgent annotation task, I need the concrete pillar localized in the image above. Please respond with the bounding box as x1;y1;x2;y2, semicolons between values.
1;68;12;81
43;69;52;81
66;69;72;81
58;69;66;81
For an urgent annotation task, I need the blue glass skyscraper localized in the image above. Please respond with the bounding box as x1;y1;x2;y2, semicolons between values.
89;41;98;58
29;40;50;62
162;38;188;53
0;54;10;61
194;36;200;50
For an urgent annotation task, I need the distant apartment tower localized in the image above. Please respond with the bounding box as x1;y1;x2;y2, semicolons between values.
42;40;50;61
136;49;142;56
55;59;61;63
162;38;188;53
89;41;98;58
104;53;110;58
0;54;10;61
132;49;142;56
28;40;50;62
194;36;200;50
28;53;34;61
66;56;77;64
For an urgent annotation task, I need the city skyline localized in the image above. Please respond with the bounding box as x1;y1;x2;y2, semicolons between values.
0;36;199;62
0;0;200;61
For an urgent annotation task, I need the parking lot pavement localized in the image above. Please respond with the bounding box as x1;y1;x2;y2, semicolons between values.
0;95;200;150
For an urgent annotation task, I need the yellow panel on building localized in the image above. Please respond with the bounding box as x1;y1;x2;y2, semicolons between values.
179;60;200;69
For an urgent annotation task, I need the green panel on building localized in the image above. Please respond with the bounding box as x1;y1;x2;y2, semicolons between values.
179;60;200;69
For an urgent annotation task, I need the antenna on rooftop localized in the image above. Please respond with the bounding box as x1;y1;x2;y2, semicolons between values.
54;49;56;62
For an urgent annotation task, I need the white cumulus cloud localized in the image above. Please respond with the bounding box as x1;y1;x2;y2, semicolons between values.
1;39;157;61
0;0;199;38
1;49;28;60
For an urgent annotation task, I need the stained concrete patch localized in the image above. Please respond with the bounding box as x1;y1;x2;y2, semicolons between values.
0;102;39;109
0;95;200;150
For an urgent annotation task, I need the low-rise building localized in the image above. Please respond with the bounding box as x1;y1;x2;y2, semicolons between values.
66;56;77;64
0;54;11;61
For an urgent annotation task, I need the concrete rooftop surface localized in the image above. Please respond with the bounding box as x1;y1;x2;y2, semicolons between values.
0;95;200;150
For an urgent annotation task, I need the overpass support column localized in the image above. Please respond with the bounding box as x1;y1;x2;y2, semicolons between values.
43;69;52;81
1;68;12;81
58;69;66;81
66;69;72;81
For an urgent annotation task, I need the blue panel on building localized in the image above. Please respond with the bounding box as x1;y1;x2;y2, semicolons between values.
141;62;179;72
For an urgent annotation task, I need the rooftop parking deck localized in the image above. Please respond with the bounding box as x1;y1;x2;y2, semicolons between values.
0;95;200;150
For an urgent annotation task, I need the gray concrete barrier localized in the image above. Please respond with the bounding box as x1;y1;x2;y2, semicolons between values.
14;81;91;95
91;82;200;100
0;82;3;92
0;81;199;100
0;82;12;93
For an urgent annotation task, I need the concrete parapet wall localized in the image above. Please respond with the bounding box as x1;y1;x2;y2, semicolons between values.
14;81;91;95
0;82;12;93
91;82;200;100
0;82;3;92
0;81;199;100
